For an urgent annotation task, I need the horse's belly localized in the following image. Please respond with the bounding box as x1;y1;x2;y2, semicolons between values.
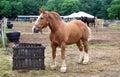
66;35;81;44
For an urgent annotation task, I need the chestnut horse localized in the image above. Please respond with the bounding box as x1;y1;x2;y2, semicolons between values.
32;9;91;73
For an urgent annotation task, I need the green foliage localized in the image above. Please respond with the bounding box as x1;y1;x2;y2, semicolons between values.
1;0;120;19
80;0;112;19
107;0;120;19
11;1;23;18
61;0;80;15
21;0;39;15
100;0;112;19
44;0;64;15
0;0;12;18
45;0;112;19
0;0;47;18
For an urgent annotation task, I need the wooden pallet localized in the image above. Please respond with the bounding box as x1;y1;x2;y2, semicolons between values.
12;43;45;70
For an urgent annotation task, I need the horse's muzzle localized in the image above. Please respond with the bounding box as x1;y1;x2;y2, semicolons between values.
32;27;39;33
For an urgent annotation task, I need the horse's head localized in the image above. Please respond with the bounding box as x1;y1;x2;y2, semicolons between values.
32;8;49;33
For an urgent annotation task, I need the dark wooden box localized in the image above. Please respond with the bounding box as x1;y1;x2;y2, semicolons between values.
12;43;45;70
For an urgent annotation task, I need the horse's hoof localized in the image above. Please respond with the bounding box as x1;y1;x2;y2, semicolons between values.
60;67;67;73
77;59;83;64
82;61;88;65
77;61;82;64
50;65;57;70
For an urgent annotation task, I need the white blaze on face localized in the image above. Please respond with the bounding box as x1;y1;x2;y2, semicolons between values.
32;13;43;33
35;13;43;25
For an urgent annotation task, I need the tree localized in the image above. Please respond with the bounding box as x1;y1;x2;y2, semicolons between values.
79;0;112;19
80;0;102;18
0;0;115;19
0;0;12;18
11;1;23;18
0;0;48;18
44;0;80;15
99;0;112;19
107;0;120;19
44;0;64;15
20;0;40;15
61;0;80;15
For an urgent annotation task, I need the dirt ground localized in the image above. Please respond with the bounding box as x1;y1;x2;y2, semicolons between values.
10;22;120;77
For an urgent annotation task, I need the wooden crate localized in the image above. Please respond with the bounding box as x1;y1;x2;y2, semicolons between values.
12;43;45;70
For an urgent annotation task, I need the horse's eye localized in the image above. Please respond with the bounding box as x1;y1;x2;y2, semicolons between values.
40;17;44;20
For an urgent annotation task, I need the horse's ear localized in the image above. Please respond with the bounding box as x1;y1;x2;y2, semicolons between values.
40;8;45;13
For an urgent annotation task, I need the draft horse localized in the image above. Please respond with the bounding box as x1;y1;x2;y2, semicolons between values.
32;8;91;73
81;16;95;27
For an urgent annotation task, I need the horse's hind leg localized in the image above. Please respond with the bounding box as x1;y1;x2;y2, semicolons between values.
76;40;84;64
82;40;89;64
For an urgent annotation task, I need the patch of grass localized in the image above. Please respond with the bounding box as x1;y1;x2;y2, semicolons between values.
89;43;118;48
0;38;2;47
79;61;110;74
67;44;78;49
4;26;12;32
0;48;14;77
12;21;34;26
111;25;120;29
0;47;79;77
4;27;12;47
67;43;118;49
0;26;12;48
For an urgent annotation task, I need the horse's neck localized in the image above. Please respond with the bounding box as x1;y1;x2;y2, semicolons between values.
48;20;65;33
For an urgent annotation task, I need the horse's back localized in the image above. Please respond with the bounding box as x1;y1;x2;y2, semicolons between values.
66;20;89;32
65;20;90;42
67;20;87;27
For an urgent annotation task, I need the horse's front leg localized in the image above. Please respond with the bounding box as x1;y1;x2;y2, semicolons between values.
50;43;57;70
60;42;67;73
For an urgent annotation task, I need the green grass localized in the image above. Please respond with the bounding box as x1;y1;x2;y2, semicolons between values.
0;38;3;47
0;26;12;48
110;24;120;29
1;25;118;76
0;48;14;77
0;43;119;77
89;43;119;48
115;25;120;29
64;43;119;50
4;27;12;47
0;21;119;77
12;21;34;26
0;47;81;77
4;27;12;32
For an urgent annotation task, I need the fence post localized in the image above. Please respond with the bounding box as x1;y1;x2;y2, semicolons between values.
0;17;7;48
2;20;5;47
0;21;1;37
3;17;7;27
